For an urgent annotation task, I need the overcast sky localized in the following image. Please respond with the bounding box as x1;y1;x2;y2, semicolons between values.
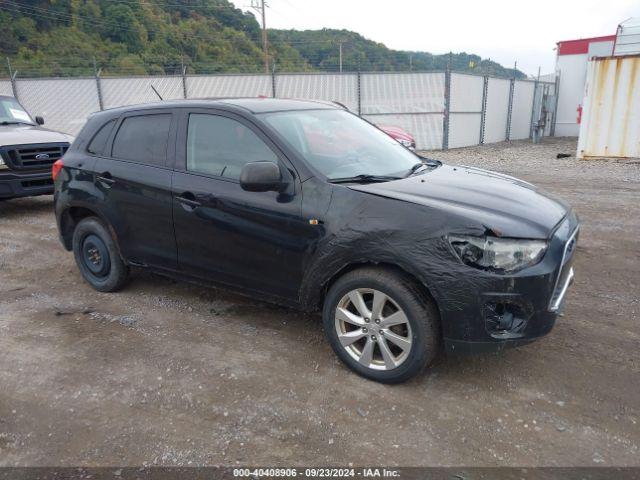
230;0;638;75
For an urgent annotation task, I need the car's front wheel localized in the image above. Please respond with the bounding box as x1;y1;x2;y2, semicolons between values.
323;267;440;383
72;217;129;292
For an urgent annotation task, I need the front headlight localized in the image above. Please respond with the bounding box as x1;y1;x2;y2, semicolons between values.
398;138;414;149
449;235;548;274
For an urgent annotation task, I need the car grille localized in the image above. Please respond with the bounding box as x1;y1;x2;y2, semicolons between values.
1;143;69;170
549;227;579;311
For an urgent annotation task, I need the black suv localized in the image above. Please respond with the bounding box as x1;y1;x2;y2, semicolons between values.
0;95;73;200
54;98;578;383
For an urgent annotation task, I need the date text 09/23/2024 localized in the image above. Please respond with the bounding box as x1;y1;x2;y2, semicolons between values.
232;468;400;477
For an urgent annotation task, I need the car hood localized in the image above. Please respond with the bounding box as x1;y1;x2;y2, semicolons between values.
0;125;74;146
348;164;570;239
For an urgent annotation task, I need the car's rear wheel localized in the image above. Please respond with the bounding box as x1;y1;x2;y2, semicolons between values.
72;217;129;292
322;267;439;383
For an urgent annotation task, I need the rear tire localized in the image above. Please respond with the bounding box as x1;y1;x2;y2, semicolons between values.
72;217;129;292
322;267;439;383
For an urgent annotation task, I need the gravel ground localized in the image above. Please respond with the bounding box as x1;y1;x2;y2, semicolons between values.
0;137;638;467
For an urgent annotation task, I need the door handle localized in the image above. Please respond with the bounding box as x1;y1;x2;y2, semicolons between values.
176;192;201;210
97;172;115;186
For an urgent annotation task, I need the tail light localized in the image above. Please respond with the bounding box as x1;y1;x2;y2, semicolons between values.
52;159;64;181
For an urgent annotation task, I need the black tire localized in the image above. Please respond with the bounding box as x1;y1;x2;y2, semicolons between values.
322;267;440;383
72;217;129;292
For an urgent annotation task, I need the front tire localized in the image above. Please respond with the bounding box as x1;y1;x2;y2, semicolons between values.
72;217;129;292
323;267;439;383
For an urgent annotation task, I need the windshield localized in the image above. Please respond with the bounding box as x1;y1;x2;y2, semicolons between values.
260;109;420;180
0;97;35;125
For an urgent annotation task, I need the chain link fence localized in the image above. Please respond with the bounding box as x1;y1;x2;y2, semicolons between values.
0;70;557;150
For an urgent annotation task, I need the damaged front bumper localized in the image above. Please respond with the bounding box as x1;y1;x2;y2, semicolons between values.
440;213;579;355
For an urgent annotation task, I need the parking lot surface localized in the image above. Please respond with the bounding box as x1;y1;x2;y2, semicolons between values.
0;137;638;466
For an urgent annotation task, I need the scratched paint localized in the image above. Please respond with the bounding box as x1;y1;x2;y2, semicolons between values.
577;55;640;159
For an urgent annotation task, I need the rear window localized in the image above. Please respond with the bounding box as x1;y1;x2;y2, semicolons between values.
87;119;116;156
112;114;171;166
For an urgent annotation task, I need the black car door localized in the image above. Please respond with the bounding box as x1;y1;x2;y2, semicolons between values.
172;109;309;301
93;109;178;270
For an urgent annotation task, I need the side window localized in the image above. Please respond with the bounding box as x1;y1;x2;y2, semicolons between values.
87;119;116;156
187;114;278;180
112;114;171;166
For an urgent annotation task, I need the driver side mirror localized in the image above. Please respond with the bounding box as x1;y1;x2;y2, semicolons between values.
240;161;286;193
35;116;45;125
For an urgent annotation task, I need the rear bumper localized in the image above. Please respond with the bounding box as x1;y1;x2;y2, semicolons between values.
0;170;54;199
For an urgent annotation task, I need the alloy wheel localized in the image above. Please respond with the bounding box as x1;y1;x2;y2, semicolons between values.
334;288;412;371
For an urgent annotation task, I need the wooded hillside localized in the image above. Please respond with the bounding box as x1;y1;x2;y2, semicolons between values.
0;0;525;78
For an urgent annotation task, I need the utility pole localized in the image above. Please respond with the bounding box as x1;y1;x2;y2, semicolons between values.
251;0;269;74
339;42;343;73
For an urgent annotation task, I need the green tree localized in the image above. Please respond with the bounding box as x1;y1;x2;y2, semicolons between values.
0;0;526;78
103;4;147;53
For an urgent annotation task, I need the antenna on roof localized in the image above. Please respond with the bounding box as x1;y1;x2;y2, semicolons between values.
151;85;163;101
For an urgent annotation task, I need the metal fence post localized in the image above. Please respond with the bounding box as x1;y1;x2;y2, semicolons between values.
6;58;19;101
93;57;104;111
529;79;539;139
271;63;277;98
479;75;489;145
442;67;451;150
505;77;515;141
550;72;561;137
182;65;188;99
357;70;362;116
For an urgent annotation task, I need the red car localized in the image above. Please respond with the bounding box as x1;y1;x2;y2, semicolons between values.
377;124;416;150
328;101;416;150
299;118;417;158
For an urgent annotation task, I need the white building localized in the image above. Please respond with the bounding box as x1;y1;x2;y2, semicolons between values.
554;35;616;137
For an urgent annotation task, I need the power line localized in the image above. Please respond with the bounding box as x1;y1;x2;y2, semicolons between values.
267;4;294;24
2;58;471;79
0;1;341;48
2;3;513;77
6;51;353;70
0;2;229;49
104;0;251;10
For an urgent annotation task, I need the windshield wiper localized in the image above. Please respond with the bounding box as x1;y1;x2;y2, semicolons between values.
405;158;442;177
329;174;403;184
407;162;428;175
0;121;34;126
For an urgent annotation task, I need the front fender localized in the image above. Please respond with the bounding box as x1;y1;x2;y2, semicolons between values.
296;187;474;313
